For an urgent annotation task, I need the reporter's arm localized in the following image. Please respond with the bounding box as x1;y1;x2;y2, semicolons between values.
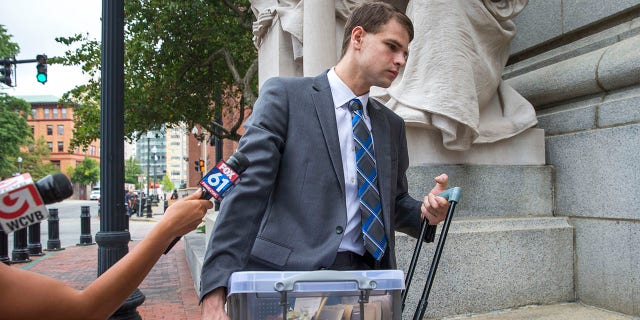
0;190;212;320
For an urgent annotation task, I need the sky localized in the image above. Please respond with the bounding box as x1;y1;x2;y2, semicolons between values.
1;0;102;98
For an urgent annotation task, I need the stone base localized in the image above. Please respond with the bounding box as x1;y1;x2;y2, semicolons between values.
397;164;573;318
398;217;574;319
407;127;545;165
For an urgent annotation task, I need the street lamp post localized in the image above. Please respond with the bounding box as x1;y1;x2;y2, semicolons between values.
146;132;153;218
153;156;158;197
151;146;158;205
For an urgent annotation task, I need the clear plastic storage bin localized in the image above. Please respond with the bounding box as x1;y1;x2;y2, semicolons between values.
227;269;404;320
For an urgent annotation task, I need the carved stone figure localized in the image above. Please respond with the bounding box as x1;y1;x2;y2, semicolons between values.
251;0;365;62
371;0;536;151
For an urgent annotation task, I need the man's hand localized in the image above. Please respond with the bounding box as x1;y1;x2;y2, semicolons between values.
201;287;230;320
420;174;450;225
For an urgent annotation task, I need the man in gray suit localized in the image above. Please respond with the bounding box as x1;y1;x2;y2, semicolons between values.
200;2;450;318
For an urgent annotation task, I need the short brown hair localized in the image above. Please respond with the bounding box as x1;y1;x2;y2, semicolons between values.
340;2;414;57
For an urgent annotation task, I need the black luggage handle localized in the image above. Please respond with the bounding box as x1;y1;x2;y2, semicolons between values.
401;187;462;318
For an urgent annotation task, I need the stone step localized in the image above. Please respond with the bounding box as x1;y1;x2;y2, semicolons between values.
406;165;553;218
437;302;639;320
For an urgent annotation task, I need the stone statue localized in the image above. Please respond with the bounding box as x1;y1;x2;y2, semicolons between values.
371;0;536;151
251;0;366;65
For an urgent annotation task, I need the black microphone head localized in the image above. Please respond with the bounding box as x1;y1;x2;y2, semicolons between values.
227;152;250;174
35;173;74;204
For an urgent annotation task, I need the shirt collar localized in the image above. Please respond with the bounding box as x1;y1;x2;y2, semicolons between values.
328;68;370;118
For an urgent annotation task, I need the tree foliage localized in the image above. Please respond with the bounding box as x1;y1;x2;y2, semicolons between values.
124;156;143;187
0;93;32;178
0;24;20;58
161;175;174;193
68;157;100;187
0;26;31;178
20;137;59;181
54;0;257;149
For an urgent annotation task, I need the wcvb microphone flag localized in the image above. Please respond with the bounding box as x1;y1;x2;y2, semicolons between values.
0;173;48;233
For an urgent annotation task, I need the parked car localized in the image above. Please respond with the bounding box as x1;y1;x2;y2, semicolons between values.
89;190;101;200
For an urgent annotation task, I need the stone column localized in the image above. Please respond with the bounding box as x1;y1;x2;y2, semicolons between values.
257;15;298;87
303;1;336;76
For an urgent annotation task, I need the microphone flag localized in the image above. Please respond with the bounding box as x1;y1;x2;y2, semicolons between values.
0;173;48;233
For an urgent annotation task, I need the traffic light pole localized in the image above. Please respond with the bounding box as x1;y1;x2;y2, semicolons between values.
0;58;39;64
0;56;48;87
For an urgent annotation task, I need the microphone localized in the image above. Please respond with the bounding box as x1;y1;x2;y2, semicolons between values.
163;152;250;254
198;152;250;201
0;173;73;233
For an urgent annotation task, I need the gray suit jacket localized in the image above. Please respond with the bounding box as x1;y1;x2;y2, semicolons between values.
199;72;434;299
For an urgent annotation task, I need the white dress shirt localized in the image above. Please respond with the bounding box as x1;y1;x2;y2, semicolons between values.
327;67;373;255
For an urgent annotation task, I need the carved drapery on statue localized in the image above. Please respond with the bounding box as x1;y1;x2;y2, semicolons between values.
371;0;536;151
251;0;365;62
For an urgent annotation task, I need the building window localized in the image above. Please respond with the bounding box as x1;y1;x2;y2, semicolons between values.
171;171;181;176
47;125;53;135
57;141;64;152
31;126;34;134
31;109;36;119
51;160;60;170
44;108;50;119
53;108;59;118
89;145;96;156
47;142;53;151
170;141;180;146
58;125;64;135
61;108;67;119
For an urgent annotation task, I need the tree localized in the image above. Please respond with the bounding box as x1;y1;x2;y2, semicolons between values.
19;137;59;181
0;93;32;178
68;157;100;187
0;24;20;58
0;26;31;178
160;175;174;194
125;156;143;188
54;0;257;150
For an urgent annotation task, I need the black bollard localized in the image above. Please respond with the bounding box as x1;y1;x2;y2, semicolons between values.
77;206;95;246
146;199;152;218
27;222;44;256
163;199;168;213
46;208;64;251
0;228;10;264
11;228;31;263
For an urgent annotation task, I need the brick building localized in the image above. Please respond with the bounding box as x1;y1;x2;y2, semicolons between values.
20;95;100;199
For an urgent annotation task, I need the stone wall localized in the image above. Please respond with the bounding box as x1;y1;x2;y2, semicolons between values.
505;1;640;316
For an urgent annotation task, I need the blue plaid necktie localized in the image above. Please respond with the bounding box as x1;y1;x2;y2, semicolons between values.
349;98;387;260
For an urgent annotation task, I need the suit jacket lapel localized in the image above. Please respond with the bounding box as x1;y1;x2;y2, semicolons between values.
368;99;392;232
311;73;345;194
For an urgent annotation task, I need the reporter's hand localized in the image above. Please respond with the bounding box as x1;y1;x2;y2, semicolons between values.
161;190;213;238
420;174;450;225
201;287;230;320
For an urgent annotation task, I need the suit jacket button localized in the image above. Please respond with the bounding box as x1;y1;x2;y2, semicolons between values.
336;226;344;234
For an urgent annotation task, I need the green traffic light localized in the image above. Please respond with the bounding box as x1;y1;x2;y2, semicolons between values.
36;73;47;84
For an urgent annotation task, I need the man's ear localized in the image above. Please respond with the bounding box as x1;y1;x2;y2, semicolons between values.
351;26;366;50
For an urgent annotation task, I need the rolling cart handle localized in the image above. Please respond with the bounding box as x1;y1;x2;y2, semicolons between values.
402;187;462;312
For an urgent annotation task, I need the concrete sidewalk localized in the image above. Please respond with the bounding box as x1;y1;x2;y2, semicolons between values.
10;212;202;319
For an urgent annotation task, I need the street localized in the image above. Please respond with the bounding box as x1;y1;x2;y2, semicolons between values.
6;199;159;256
